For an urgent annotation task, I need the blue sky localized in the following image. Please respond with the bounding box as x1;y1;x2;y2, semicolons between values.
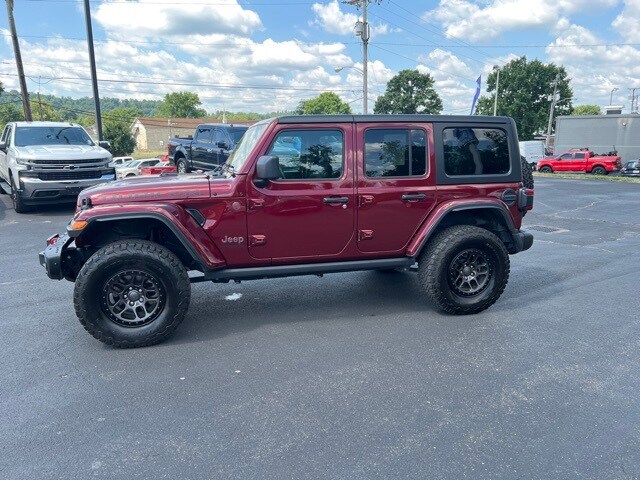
1;0;638;114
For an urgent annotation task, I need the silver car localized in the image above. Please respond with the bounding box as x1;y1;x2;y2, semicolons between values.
115;158;160;179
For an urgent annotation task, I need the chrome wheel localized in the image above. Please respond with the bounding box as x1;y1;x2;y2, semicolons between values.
100;270;165;327
448;248;492;296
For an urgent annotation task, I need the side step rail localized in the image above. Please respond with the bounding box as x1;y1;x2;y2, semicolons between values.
189;257;416;283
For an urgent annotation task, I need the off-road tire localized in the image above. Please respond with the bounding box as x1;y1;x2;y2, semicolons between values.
10;177;32;213
592;166;606;175
418;225;510;315
520;155;534;189
538;166;552;174
176;158;189;174
73;240;191;348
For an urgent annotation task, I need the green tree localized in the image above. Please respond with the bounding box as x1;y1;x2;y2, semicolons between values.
0;102;23;130
476;56;573;140
104;106;140;125
157;91;207;118
98;107;140;156
374;69;443;114
30;100;61;121
572;104;601;116
296;92;352;115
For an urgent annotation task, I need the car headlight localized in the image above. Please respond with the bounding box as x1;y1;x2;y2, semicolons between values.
15;157;28;165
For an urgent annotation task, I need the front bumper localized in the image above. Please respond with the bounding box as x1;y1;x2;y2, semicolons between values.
18;171;115;203
39;234;72;280
513;230;534;253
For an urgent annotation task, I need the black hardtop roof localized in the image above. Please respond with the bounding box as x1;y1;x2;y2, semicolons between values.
277;114;513;124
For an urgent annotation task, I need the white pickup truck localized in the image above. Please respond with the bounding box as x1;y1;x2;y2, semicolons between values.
0;121;115;213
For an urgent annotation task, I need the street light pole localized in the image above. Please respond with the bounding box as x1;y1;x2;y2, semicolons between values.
492;65;500;116
609;87;618;105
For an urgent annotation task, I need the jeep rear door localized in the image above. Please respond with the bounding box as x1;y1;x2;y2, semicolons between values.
246;123;355;261
355;123;437;254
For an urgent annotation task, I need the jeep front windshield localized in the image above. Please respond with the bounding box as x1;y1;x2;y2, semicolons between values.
15;126;95;147
225;120;271;172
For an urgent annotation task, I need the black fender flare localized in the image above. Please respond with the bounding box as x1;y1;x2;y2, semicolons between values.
69;212;210;269
408;202;523;257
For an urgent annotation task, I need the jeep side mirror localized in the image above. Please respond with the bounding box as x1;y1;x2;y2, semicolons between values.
98;140;111;150
255;155;280;184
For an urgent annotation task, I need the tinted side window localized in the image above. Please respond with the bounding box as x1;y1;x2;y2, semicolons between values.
195;127;212;143
574;152;586;159
5;126;13;147
365;128;427;177
443;127;510;176
267;129;343;180
0;126;8;144
211;129;222;145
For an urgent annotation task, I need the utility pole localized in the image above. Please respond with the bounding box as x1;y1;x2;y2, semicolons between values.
345;0;371;114
83;0;103;140
546;73;560;147
5;0;32;121
37;76;43;120
630;88;639;114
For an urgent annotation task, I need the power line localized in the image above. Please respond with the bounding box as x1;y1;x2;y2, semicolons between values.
0;32;358;48
0;71;361;93
372;41;640;49
369;44;474;84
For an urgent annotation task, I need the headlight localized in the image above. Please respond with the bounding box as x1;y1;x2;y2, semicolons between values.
15;157;28;165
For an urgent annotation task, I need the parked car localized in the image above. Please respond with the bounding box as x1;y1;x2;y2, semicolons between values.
115;158;159;179
168;124;248;173
518;140;545;170
110;156;134;167
140;161;177;176
620;160;640;177
40;114;535;348
537;148;621;175
0;121;114;213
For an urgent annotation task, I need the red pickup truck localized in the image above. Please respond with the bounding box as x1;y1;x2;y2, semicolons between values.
537;149;621;175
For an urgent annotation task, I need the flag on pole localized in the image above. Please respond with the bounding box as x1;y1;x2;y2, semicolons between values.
470;76;481;115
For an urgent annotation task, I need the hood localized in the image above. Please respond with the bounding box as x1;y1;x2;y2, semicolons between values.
78;174;216;206
15;144;110;160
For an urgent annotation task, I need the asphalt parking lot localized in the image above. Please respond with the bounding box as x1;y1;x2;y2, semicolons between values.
1;177;639;480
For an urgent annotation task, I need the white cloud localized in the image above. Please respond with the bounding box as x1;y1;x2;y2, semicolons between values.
612;0;640;42
311;0;391;37
94;0;262;39
424;0;618;42
546;20;640;107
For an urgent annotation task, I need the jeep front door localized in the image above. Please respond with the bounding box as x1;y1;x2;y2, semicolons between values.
247;125;354;261
356;125;437;254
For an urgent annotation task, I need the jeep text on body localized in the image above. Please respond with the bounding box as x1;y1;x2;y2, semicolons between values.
40;115;534;348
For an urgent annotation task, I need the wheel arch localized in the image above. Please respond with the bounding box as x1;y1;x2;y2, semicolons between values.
71;211;225;274
408;203;521;257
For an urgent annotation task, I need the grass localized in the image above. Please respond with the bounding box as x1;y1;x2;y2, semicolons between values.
534;172;640;184
132;149;166;160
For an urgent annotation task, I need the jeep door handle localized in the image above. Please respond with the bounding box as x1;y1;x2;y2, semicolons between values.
402;193;427;202
323;196;349;204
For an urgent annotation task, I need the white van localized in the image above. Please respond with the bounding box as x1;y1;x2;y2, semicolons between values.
519;141;545;170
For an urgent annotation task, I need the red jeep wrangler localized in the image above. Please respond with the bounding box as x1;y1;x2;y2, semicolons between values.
40;115;534;348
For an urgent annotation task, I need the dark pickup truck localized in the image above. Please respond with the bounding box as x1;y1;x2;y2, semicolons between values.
167;123;248;174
